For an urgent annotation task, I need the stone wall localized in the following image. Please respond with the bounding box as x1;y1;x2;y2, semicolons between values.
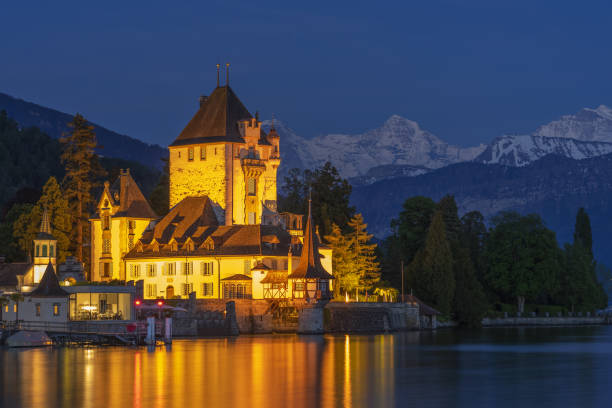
324;302;420;333
482;316;605;326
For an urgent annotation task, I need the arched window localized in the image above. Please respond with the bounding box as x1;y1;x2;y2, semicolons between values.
50;245;54;258
36;245;40;257
42;245;48;257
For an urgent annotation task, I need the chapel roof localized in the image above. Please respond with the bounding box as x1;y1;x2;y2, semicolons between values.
97;169;157;219
0;263;31;287
287;199;333;280
29;263;68;297
170;86;255;146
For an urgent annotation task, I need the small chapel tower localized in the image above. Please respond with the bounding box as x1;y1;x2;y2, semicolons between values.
33;208;57;283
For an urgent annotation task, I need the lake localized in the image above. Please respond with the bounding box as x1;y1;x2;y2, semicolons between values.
1;326;612;407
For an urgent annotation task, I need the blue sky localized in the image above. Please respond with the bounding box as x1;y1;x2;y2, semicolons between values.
2;0;612;147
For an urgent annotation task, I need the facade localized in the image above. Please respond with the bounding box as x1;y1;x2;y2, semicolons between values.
90;79;334;300
90;169;157;282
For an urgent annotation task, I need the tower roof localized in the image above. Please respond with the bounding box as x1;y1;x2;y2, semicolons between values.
108;169;157;219
170;86;254;146
36;207;55;240
29;262;68;297
288;198;333;280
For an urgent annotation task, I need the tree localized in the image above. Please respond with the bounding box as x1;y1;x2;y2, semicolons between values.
394;196;436;266
484;212;560;313
453;247;488;326
2;204;33;261
60;114;106;264
436;195;461;244
349;213;381;297
279;163;355;239
149;158;169;216
11;177;71;263
409;210;455;315
460;211;488;279
573;207;593;257
325;223;358;298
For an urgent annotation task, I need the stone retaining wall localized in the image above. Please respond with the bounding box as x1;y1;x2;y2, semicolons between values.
324;302;420;333
482;316;605;326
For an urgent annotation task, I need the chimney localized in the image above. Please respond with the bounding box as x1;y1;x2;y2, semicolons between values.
199;95;208;107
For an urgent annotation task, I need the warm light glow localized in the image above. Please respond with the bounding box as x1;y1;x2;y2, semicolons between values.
63;280;71;286
135;299;141;306
157;300;164;307
345;292;349;303
81;305;97;311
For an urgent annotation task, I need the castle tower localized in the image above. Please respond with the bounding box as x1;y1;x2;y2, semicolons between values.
168;78;280;226
33;207;57;283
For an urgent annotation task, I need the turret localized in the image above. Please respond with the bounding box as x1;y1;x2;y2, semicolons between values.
33;207;57;283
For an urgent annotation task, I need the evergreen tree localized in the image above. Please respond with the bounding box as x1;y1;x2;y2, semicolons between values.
436;195;461;244
5;204;34;261
60;114;106;264
349;213;381;296
279;163;355;239
460;211;488;279
409;210;455;315
325;223;358;298
11;177;71;263
453;247;488;326
149;157;169;216
573;207;593;257
394;196;436;266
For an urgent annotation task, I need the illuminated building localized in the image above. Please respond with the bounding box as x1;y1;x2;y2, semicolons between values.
90;74;333;299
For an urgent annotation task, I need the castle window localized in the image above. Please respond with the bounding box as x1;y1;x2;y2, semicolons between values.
183;261;193;275
188;147;194;161
130;264;141;278
128;220;135;231
146;284;157;298
247;178;256;196
200;146;206;160
14;304;17;313
203;282;214;296
102;263;111;278
164;262;176;276
103;238;111;254
103;215;110;230
53;303;60;316
243;260;251;274
36;303;41;317
128;235;134;250
248;212;256;225
214;147;217;155
42;245;48;257
201;261;213;276
147;264;157;277
36;245;40;257
182;283;193;296
50;245;54;258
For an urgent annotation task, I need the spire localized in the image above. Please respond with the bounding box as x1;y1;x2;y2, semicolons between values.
216;63;220;87
29;262;68;297
40;207;50;234
225;63;230;86
287;188;333;280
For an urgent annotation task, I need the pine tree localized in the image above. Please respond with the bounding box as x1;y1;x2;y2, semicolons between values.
573;207;593;257
436;195;461;244
60;114;106;265
453;247;487;326
409;210;455;315
348;213;381;297
325;223;358;298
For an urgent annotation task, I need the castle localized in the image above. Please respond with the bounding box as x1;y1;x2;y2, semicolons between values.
89;74;333;301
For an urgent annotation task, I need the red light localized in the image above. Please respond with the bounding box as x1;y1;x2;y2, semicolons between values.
135;299;141;306
157;300;163;307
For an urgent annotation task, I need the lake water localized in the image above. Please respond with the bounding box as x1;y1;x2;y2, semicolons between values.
1;326;612;408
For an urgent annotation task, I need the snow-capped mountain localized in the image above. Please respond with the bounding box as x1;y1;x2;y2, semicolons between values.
475;134;612;166
264;115;486;180
534;105;612;142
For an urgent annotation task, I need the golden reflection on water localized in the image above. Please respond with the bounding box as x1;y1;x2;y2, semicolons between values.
2;334;398;408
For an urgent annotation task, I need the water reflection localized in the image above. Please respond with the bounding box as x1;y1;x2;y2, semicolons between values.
2;327;612;408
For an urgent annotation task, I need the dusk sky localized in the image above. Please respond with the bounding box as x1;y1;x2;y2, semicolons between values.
2;0;612;147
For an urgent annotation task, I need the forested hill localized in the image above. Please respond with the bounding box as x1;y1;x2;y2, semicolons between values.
0;111;160;213
0;92;167;169
351;153;612;267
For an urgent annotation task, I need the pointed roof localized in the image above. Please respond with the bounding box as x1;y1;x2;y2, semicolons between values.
110;169;157;219
29;263;68;297
36;207;55;240
288;198;334;280
170;86;254;146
